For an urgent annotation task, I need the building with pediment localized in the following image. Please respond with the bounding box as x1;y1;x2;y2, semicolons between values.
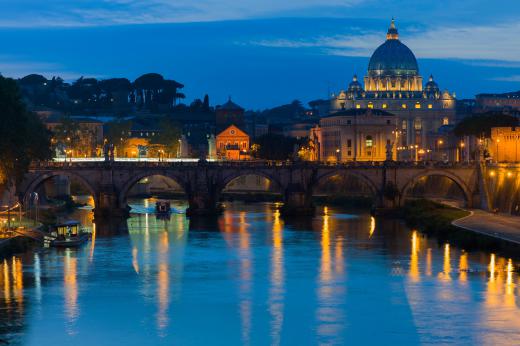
216;125;250;160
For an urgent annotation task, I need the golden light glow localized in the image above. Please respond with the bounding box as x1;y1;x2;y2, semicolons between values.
356;104;361;109
368;103;374;109
157;231;170;332
489;171;496;177
89;222;96;262
320;213;331;283
459;252;468;283
415;103;421;109
402;104;407;109
506;258;514;296
382;104;387;109
438;243;451;281
132;247;140;274
409;231;420;281
426;248;432;276
428;104;433;109
369;216;376;238
3;259;10;304
269;208;285;345
489;254;496;283
238;211;252;344
64;250;79;327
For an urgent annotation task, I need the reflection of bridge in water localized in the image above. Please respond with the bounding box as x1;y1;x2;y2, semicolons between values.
18;161;507;218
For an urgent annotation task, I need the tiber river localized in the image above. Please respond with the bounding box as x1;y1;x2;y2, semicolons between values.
1;199;520;345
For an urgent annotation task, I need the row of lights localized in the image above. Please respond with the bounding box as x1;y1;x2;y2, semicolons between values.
489;170;516;178
356;103;434;109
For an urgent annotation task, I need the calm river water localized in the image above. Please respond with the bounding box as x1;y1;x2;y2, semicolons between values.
1;199;520;345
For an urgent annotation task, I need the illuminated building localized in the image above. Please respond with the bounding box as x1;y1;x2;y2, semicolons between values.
489;127;520;162
311;108;397;162
216;125;250;160
330;19;456;154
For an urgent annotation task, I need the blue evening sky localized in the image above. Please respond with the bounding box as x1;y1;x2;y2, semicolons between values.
0;0;520;108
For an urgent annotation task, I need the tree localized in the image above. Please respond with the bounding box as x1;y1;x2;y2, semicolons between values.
253;134;299;160
454;112;519;138
105;119;133;155
53;116;81;152
149;117;181;156
0;76;51;184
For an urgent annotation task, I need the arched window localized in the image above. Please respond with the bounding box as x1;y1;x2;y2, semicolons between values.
414;118;422;130
442;117;449;125
365;135;373;148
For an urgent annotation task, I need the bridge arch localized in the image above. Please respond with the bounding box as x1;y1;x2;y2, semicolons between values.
118;172;188;209
217;170;284;195
400;170;472;207
313;170;380;199
20;171;99;207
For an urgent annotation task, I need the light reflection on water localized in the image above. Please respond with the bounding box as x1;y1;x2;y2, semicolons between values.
1;200;520;345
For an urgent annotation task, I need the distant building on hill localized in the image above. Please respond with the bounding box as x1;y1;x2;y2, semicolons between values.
215;98;245;131
476;91;520;112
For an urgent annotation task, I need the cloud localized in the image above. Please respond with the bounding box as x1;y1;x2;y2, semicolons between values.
0;0;364;27
250;21;520;63
491;75;520;82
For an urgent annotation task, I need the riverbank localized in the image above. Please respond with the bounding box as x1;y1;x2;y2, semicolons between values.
453;210;520;244
0;236;36;258
403;199;520;259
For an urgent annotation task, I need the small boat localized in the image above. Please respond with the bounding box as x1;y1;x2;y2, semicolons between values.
155;200;171;214
49;220;90;247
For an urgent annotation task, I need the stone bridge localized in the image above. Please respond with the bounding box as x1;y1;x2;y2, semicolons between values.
18;161;486;218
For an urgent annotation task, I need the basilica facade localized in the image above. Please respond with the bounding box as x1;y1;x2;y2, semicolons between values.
328;20;456;155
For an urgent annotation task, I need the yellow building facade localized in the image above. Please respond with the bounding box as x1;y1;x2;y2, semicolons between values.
489;127;520;163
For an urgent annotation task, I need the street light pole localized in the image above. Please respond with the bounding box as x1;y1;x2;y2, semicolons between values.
496;139;500;163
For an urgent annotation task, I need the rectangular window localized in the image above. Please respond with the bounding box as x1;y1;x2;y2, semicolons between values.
347;139;352;147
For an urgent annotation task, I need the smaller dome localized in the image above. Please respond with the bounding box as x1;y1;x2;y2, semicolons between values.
424;75;439;93
348;74;364;92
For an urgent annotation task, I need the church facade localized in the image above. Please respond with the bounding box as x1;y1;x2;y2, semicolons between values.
329;20;456;154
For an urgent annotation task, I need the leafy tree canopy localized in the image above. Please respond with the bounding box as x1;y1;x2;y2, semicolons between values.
253;133;300;160
19;74;48;86
149;116;181;154
0;76;51;184
453;112;519;137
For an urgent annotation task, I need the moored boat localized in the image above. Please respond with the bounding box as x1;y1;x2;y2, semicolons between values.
49;220;90;247
155;200;171;214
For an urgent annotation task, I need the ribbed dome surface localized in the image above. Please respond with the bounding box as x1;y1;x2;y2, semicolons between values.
368;39;419;76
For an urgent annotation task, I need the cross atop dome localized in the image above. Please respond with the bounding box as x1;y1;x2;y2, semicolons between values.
386;18;399;40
